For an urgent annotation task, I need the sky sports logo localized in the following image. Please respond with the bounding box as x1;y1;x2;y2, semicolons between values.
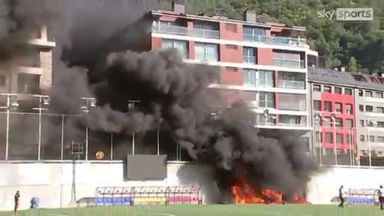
317;8;373;21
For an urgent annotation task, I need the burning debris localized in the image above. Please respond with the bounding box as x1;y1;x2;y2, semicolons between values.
1;0;318;204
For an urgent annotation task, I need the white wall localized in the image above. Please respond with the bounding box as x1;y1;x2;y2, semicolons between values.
307;166;384;204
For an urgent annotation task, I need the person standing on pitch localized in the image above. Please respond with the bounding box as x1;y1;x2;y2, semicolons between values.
378;185;384;210
338;185;344;208
14;191;20;214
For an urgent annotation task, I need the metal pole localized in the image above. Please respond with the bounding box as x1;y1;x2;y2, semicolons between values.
110;133;113;160
38;100;42;160
5;95;10;160
86;126;89;160
61;115;64;160
132;132;135;155
157;128;160;155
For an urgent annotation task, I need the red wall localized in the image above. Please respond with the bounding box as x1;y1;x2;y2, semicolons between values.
219;44;242;63
219;22;243;41
220;67;243;85
151;37;162;49
319;92;355;150
257;48;273;65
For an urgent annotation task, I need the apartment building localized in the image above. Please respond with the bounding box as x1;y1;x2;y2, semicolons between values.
309;67;384;166
149;3;318;143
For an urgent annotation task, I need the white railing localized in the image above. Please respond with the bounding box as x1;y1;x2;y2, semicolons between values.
243;34;308;48
153;24;219;39
273;58;305;69
278;80;305;89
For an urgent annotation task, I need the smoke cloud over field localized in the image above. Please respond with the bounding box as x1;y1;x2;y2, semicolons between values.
2;0;316;201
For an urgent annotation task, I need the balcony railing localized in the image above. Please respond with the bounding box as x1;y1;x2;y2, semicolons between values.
243;34;308;48
243;56;256;64
272;58;305;69
278;122;307;127
153;24;219;39
278;80;305;89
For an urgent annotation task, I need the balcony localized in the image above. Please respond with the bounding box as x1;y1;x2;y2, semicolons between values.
278;80;305;89
243;34;308;48
278;122;307;127
153;24;219;39
272;58;305;69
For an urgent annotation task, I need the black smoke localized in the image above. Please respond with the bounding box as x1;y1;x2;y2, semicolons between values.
2;0;317;201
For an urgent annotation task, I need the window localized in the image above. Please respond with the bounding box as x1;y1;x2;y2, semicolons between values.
346;119;353;128
259;92;275;108
19;47;40;67
243;69;257;86
370;136;375;142
243;26;266;42
378;121;384;128
313;84;321;92
325;132;333;143
17;73;40;94
359;104;364;112
366;91;373;97
358;90;363;96
324;86;332;93
225;23;237;33
315;131;322;142
195;43;218;61
378;107;384;113
360;120;365;127
376;92;384;98
347;134;353;144
225;44;238;50
336;134;343;144
334;87;342;94
0;75;5;87
360;135;365;141
162;39;188;58
313;100;321;111
345;88;352;95
335;118;343;127
377;136;384;143
346;104;353;114
335;103;342;113
259;70;274;87
243;47;256;64
324;117;331;127
324;101;332;112
366;105;373;112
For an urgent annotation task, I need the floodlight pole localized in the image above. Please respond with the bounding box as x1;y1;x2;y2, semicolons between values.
5;95;10;160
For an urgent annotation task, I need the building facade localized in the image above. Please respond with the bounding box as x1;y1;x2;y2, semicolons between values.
309;67;384;166
149;6;318;144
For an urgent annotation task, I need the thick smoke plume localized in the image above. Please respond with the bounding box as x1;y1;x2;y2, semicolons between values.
2;0;317;201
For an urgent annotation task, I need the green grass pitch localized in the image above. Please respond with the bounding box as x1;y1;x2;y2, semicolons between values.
1;204;384;216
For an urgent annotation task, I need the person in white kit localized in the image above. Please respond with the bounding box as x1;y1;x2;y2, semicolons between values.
378;185;384;210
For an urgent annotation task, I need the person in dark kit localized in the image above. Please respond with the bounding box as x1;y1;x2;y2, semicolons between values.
14;191;20;213
338;185;344;208
378;185;384;210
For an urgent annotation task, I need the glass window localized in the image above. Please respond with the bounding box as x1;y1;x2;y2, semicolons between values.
324;86;332;93
259;70;274;87
243;47;256;64
195;43;218;61
376;92;383;98
313;100;321;111
324;101;332;112
366;105;373;112
358;90;363;96
346;119;353;128
359;104;364;112
347;134;353;144
243;26;266;42
324;117;331;127
366;91;373;97
360;120;365;127
243;69;257;86
325;132;333;143
360;135;365;141
313;84;321;92
378;107;384;113
335;118;343;127
336;134;343;144
370;135;375;142
345;88;352;95
377;136;384;142
259;92;275;108
335;103;342;113
334;87;342;94
315;131;322;142
377;121;384;128
162;39;188;58
346;104;353;114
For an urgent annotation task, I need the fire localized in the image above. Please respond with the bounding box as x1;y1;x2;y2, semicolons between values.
230;174;283;204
